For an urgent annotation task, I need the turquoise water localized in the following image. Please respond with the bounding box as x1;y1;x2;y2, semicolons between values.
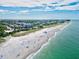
33;20;79;59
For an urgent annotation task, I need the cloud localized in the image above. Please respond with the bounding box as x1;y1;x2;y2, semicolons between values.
54;1;79;10
0;9;9;12
18;10;30;14
0;0;79;11
0;0;61;7
47;0;79;10
55;6;76;10
0;9;18;14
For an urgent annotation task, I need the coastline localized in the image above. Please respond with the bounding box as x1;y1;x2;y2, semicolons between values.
0;22;70;59
26;33;56;59
25;22;71;59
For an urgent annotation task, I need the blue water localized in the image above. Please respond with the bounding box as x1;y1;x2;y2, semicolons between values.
33;20;79;59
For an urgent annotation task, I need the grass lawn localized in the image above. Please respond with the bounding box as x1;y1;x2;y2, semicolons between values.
0;38;6;43
12;28;41;37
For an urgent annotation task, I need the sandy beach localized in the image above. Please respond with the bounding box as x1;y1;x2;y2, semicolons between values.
0;23;69;59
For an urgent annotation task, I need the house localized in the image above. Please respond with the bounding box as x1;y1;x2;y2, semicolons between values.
16;22;33;29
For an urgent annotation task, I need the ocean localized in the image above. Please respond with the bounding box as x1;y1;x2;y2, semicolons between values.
33;20;79;59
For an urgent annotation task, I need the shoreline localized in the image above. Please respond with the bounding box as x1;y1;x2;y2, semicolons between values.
26;33;56;59
25;22;71;59
0;22;70;59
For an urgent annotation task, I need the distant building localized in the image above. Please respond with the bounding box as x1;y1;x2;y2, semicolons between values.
16;22;33;29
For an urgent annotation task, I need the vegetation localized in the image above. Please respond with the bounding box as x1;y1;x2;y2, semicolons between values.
0;24;8;37
0;20;70;43
0;38;5;43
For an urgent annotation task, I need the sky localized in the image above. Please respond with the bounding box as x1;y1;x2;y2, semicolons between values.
0;0;79;19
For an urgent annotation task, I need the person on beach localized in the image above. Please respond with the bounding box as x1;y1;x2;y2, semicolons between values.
43;31;47;34
16;54;20;57
0;55;3;59
43;31;49;39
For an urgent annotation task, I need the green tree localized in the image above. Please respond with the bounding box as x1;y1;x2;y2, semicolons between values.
38;25;43;28
0;25;7;37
